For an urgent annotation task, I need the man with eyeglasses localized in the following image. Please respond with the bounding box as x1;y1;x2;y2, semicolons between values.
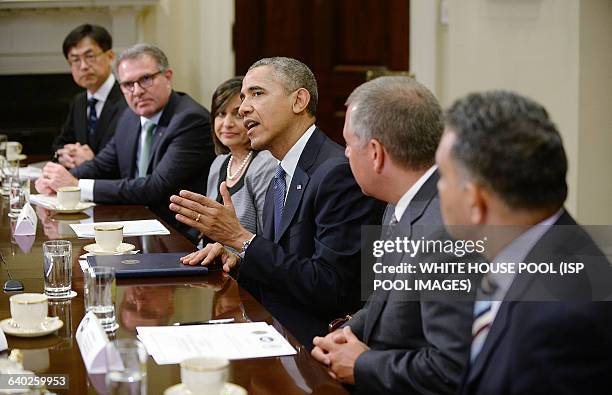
36;44;214;241
52;24;127;168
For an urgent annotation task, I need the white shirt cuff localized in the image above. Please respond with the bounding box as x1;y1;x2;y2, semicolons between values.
78;179;95;201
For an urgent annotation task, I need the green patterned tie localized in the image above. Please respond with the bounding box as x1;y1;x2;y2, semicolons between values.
138;121;156;177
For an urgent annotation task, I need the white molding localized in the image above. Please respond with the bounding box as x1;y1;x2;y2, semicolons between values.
0;1;156;10
0;1;155;74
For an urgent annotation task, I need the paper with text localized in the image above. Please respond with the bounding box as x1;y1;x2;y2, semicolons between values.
137;322;296;364
70;219;170;238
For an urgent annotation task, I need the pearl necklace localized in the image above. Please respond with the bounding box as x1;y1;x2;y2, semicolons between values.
227;151;253;180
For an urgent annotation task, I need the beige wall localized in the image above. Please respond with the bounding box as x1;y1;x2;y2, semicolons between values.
139;0;234;107
412;0;612;224
136;0;611;224
577;0;612;223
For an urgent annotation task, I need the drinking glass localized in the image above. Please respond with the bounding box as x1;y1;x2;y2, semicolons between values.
8;176;30;218
84;266;117;332
42;240;72;298
1;157;19;196
105;339;147;395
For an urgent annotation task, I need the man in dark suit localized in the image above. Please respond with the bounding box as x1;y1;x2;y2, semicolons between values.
169;57;384;345
436;91;612;394
36;44;214;238
310;77;473;394
53;24;127;168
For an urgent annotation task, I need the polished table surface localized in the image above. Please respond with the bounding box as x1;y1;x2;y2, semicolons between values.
0;198;348;394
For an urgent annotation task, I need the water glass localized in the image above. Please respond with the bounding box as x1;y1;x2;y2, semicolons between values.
49;299;73;349
42;240;72;298
105;339;147;395
8;176;30;218
1;158;19;196
84;266;117;332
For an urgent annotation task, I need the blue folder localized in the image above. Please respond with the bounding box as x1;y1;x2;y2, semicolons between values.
86;253;209;279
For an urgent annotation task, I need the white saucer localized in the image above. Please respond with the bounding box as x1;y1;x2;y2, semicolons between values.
84;243;136;255
164;383;247;395
52;201;95;214
46;290;77;300
0;317;63;338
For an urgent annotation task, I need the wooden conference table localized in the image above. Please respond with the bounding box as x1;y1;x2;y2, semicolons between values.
0;198;348;395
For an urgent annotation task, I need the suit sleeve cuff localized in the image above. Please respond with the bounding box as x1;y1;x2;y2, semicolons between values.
78;179;95;201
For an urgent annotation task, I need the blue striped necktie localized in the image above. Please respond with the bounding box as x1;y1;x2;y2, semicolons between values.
273;164;286;238
470;275;498;363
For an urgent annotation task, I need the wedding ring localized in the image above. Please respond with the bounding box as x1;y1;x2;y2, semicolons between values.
195;213;201;222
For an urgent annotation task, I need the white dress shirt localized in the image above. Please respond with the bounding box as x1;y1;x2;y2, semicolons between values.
86;73;115;118
278;124;316;202
394;165;437;222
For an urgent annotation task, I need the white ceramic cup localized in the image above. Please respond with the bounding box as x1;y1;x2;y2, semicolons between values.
180;356;229;395
6;141;22;161
94;224;124;252
10;293;48;329
56;186;81;209
21;348;50;373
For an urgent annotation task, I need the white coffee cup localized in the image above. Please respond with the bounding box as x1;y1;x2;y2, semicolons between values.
94;224;124;252
22;348;50;373
57;186;81;209
10;293;48;330
180;356;229;395
6;141;22;161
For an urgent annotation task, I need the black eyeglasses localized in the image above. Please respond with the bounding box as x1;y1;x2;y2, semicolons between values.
119;71;163;93
68;51;106;68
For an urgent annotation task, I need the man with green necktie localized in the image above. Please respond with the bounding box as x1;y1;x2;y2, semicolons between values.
36;44;215;240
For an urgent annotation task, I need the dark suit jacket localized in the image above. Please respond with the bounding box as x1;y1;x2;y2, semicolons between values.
239;128;385;346
459;211;612;395
71;91;214;238
346;171;473;395
52;81;127;154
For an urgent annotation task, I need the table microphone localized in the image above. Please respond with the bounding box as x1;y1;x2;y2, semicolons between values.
0;250;24;292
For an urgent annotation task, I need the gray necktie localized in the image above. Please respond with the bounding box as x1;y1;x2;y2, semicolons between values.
138;121;156;177
385;214;399;238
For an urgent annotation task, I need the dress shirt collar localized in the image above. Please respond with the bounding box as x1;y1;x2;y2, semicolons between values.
87;73;115;103
279;124;316;178
488;208;565;300
395;165;437;222
140;110;163;129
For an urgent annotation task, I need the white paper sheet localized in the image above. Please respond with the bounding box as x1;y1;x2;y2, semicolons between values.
29;194;96;211
18;166;42;180
70;219;170;238
136;322;296;364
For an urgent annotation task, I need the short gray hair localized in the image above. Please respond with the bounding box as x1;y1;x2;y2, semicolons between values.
346;76;443;170
249;57;318;116
113;43;170;78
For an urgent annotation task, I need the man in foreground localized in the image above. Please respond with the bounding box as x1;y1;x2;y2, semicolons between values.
169;57;384;345
310;76;473;394
436;90;612;394
37;44;214;238
53;24;127;168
